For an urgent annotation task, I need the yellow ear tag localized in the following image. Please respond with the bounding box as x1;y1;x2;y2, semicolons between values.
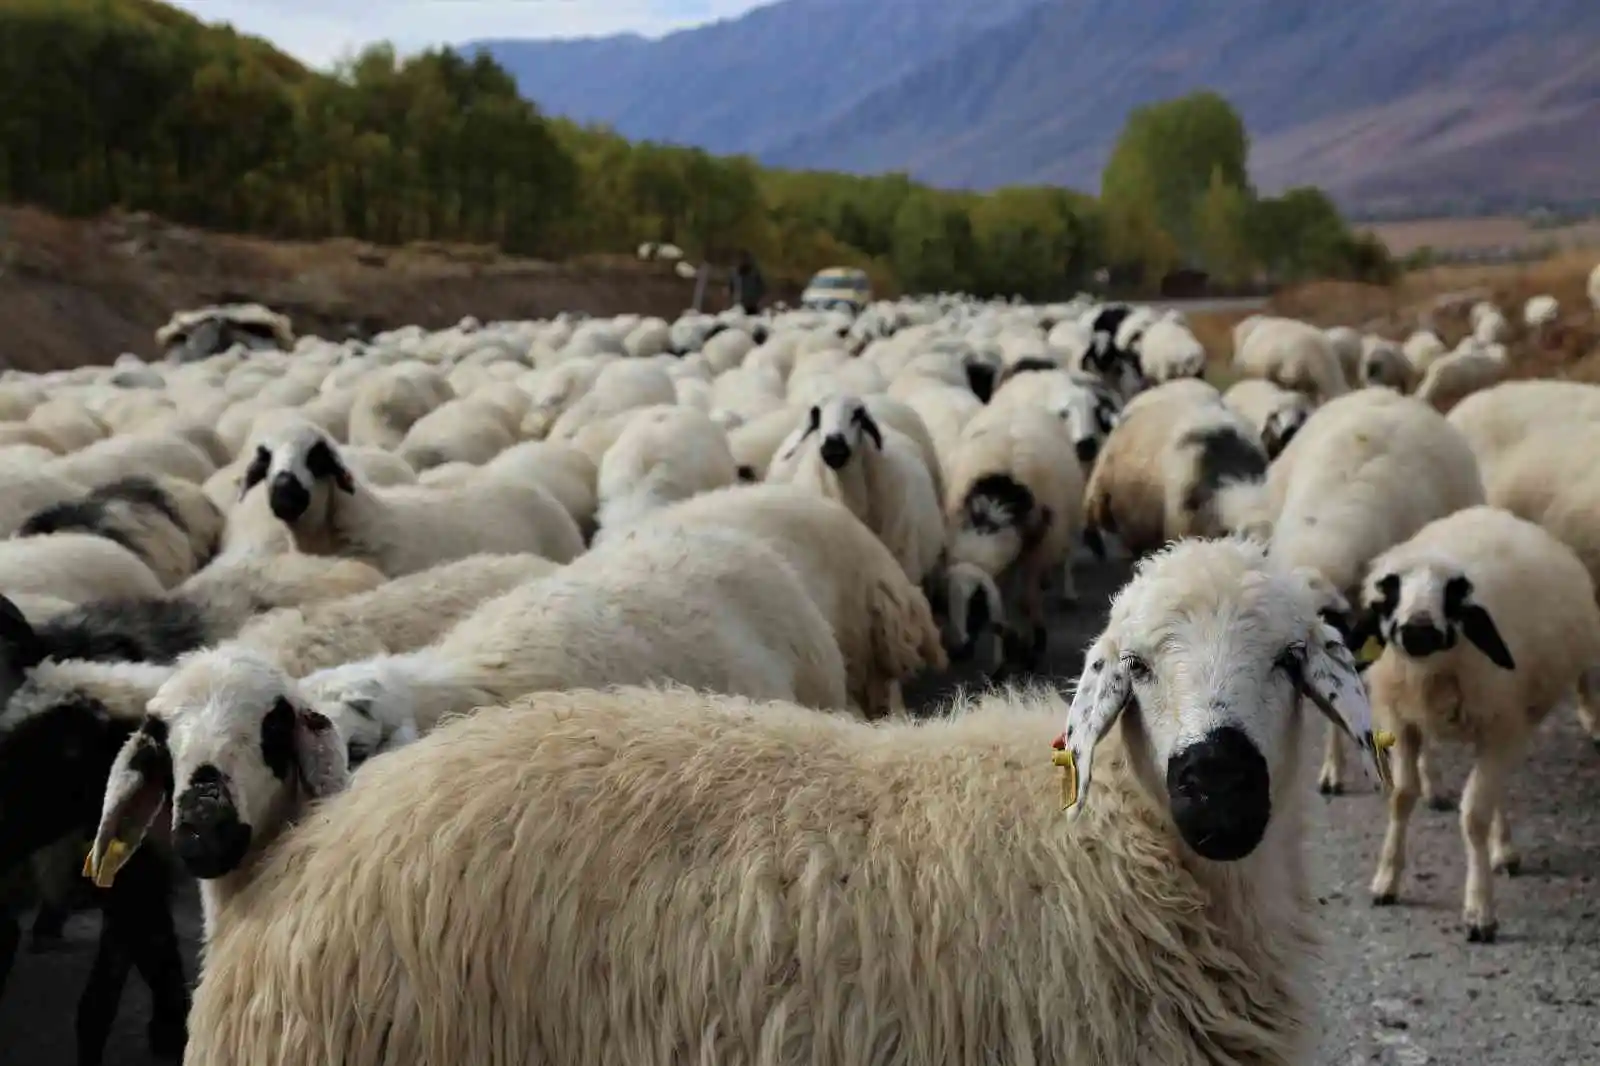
1357;637;1384;664
1051;749;1079;811
84;839;130;889
1374;730;1396;751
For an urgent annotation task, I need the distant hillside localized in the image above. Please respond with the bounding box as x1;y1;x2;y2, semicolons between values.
473;0;1600;213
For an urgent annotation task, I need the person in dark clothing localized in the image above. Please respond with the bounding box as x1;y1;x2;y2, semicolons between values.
729;251;765;314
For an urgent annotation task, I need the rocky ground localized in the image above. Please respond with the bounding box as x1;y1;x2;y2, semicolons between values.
2;556;1596;1065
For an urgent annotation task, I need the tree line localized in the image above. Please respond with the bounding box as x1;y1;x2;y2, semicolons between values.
0;0;1395;299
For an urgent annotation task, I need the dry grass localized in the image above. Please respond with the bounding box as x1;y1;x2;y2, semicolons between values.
1364;217;1600;257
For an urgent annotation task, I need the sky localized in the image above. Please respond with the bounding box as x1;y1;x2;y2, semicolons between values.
165;0;770;68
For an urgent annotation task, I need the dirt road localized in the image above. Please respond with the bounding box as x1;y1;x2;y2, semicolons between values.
2;556;1596;1066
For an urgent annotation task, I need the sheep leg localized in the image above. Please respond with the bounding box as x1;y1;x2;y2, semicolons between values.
1576;666;1600;749
1460;749;1518;943
1490;807;1519;876
1418;747;1453;811
76;922;135;1066
1317;721;1348;794
1057;558;1079;606
1371;724;1422;905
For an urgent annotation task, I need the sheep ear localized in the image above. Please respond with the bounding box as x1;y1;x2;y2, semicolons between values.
86;717;173;888
854;407;883;450
0;594;44;673
1290;623;1393;794
307;440;355;494
294;706;350;798
1446;576;1514;669
1460;605;1514;670
1057;640;1132;818
240;446;270;498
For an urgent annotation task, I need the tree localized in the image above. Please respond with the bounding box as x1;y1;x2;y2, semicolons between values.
1193;166;1254;286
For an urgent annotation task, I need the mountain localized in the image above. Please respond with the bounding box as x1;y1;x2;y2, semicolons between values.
470;0;1600;213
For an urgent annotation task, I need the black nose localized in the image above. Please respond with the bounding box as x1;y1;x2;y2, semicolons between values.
1166;726;1271;862
1076;438;1099;464
1397;622;1448;657
966;365;995;403
269;472;310;522
174;782;252;879
820;436;851;470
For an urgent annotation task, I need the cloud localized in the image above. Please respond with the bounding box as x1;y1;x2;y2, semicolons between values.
164;0;770;68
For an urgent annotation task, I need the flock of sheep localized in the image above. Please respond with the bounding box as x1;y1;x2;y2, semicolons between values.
0;261;1597;1066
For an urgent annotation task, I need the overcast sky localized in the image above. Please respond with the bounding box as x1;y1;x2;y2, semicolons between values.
166;1;769;68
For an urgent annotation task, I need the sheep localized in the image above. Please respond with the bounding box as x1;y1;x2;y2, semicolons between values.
592;406;737;542
299;524;851;759
767;394;944;585
1401;330;1447;374
1137;317;1208;382
0;656;191;1066
478;441;598;533
1469;302;1509;345
93;536;1389;1066
1323;325;1363;383
1233;317;1348;401
46;431;214;488
27;398;108;452
943;404;1085;672
1222;379;1314;459
1359;506;1600;942
0;534;164;604
726;405;806;481
1242;389;1486;794
1447;379;1600;480
235;553;562;677
240;421;583;576
1415;342;1509;412
1523;294;1559;335
1359;337;1417;392
989;367;1122;469
19;475;225;588
547;360;675;441
1589;262;1600;312
347;369;451;448
650;485;947;717
896;383;983;474
396;397;516;471
1083;381;1268;557
0;466;86;537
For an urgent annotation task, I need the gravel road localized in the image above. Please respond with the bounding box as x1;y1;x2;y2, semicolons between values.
3;555;1596;1066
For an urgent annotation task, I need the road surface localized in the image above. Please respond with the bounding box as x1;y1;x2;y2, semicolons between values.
3;555;1596;1066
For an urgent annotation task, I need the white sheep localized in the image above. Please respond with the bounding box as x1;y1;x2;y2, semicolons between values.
726;405;806;481
299;524;851;757
1360;506;1600;942
395;397;515;471
547;360;675;442
1523;294;1559;335
1469;302;1509;345
235;552;561;677
1359;336;1417;392
1233;317;1348;401
1589;262;1600;312
1222;379;1314;460
1415;342;1509;412
0;466;86;537
1239;388;1485;793
95;536;1388;1066
46;432;214;488
1135;317;1208;382
1323;326;1363;383
593;406;738;542
1084;381;1268;557
0;534;165;603
1401;330;1447;374
767;394;944;585
943;404;1085;671
1446;379;1600;480
988;368;1122;469
240;421;582;576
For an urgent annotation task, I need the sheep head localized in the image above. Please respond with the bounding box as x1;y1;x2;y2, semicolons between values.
240;419;355;531
1059;536;1388;863
1360;557;1514;670
86;644;348;887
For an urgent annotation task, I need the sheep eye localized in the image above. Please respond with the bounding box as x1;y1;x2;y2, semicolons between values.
1275;644;1306;673
1121;654;1151;682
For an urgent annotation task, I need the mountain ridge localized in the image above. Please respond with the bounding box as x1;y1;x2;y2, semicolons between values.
470;0;1600;212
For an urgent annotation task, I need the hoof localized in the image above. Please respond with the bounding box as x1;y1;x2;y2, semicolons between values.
1466;922;1498;944
1426;795;1457;813
1318;779;1344;796
1372;892;1397;907
1494;858;1521;877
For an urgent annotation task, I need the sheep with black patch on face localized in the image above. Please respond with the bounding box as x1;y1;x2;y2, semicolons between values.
988;367;1122;472
1223;388;1486;794
766;393;944;586
116;537;1389;1066
1222;378;1314;460
239;418;582;576
1358;505;1600;943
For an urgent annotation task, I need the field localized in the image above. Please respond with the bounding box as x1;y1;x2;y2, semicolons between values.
1365;216;1600;258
